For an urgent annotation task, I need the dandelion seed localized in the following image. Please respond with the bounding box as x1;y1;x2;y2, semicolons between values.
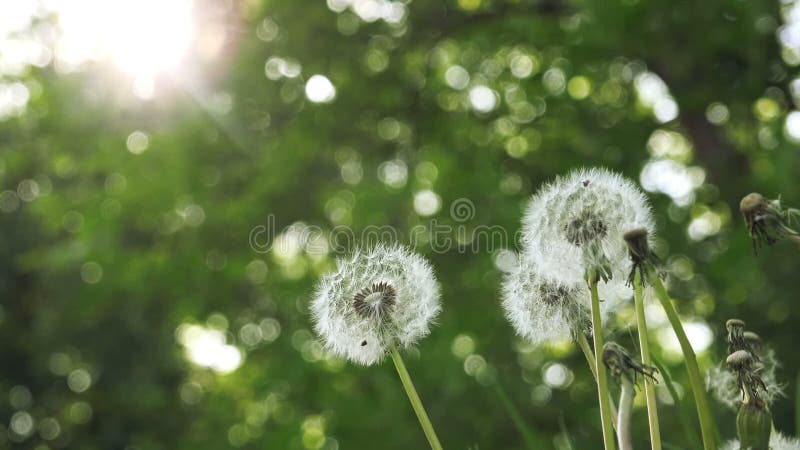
522;167;654;286
311;244;441;366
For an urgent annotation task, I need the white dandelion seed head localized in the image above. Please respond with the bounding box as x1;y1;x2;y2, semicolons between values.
501;253;629;346
522;167;655;285
707;348;786;410
311;243;441;366
721;432;800;450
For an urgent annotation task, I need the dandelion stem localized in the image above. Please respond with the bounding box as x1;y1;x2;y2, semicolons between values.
389;342;443;450
647;266;716;450
617;377;635;450
589;273;617;450
578;332;599;380
578;332;619;428
492;379;539;450
633;268;662;450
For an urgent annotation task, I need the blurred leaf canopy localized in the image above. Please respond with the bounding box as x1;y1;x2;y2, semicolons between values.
1;0;799;449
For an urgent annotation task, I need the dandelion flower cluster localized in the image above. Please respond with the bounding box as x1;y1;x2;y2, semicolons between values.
501;253;627;345
502;168;653;344
522;167;655;284
311;244;441;365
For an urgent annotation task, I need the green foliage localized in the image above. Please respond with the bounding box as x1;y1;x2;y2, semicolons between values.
1;0;799;449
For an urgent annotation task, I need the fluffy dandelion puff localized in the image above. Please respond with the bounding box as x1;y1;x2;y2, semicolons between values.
311;244;441;365
501;253;628;346
721;432;800;450
522;167;655;285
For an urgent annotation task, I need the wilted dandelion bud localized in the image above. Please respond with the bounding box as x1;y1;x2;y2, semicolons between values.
623;227;661;285
522;168;654;286
311;244;441;365
726;319;756;359
501;253;627;346
602;341;659;386
742;331;763;355
709;325;784;411
726;350;754;373
739;192;800;254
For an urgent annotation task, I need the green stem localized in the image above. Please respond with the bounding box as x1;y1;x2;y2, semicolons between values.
578;332;599;381
634;268;662;450
389;343;443;450
493;380;539;450
577;332;618;428
647;266;716;450
617;378;635;450
589;274;617;450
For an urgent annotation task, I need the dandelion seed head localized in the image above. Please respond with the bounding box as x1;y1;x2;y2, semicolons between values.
522;168;654;285
501;253;628;346
311;244;441;365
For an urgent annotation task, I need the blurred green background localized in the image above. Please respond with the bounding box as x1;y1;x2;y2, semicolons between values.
1;0;800;449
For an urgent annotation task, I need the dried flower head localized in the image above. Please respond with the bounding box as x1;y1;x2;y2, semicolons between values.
602;341;658;386
726;319;757;360
623;227;662;285
311;244;441;365
501;253;627;346
522;168;654;285
726;350;769;406
721;432;800;450
708;347;784;410
740;192;800;254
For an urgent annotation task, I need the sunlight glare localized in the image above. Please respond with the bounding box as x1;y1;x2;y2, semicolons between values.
178;324;243;374
53;0;194;77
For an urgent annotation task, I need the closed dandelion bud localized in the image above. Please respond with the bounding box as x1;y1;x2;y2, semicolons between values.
623;227;660;285
310;244;441;366
522;167;654;286
721;432;800;450
736;401;772;450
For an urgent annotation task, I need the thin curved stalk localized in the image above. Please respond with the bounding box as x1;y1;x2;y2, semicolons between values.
647;266;716;450
634;268;662;450
589;274;617;450
389;343;443;450
617;378;634;450
493;380;539;449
